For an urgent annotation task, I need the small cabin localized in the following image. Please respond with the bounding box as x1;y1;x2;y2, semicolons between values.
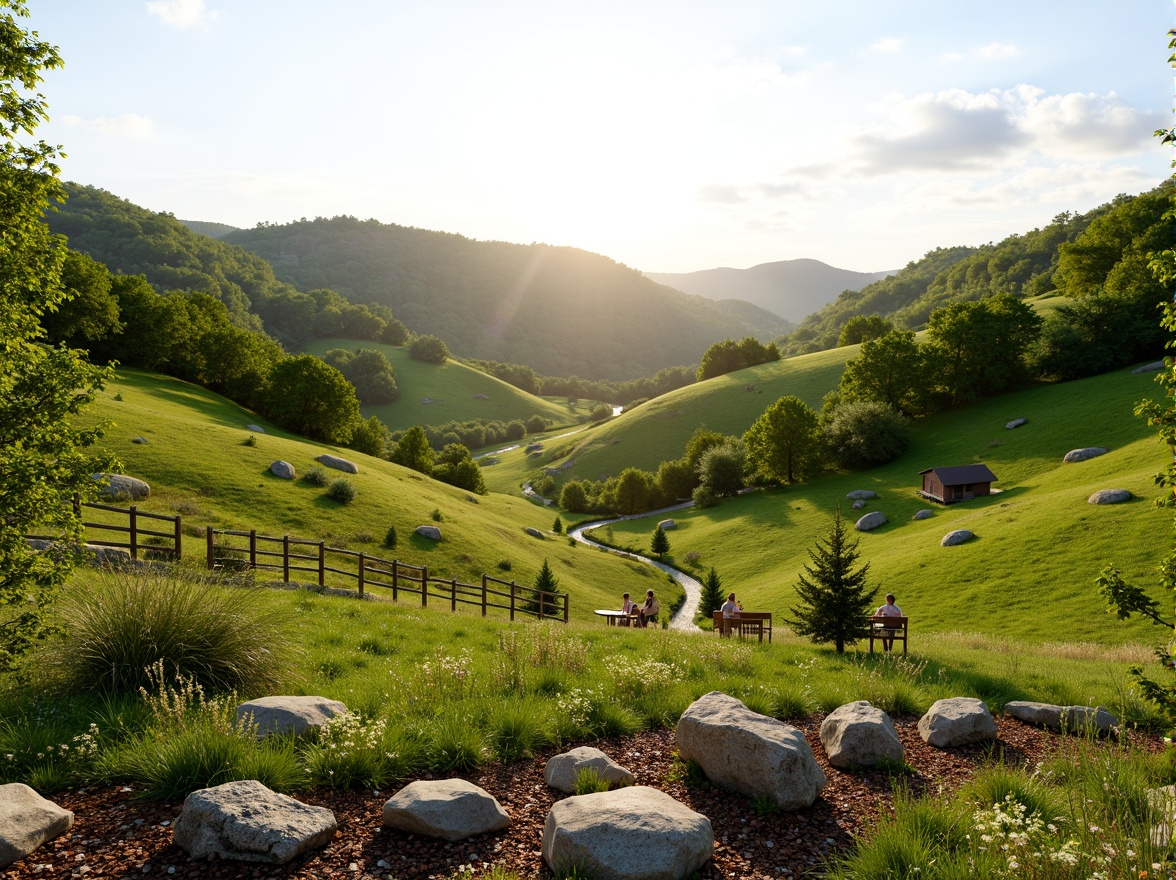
919;464;997;504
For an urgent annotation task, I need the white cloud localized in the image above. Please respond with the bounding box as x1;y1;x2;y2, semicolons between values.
938;42;1019;62
61;113;156;138
146;0;218;29
866;37;904;55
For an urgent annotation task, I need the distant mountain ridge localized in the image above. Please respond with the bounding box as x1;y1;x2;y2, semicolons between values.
646;259;895;323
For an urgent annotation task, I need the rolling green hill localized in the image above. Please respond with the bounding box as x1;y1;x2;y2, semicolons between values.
594;362;1168;646
77;368;682;621
302;339;581;433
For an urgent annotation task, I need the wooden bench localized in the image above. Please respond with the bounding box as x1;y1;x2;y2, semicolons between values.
868;615;908;654
713;611;772;643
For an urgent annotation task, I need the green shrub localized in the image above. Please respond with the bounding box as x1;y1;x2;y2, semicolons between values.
431;507;444;522
46;570;289;696
242;434;257;447
303;466;330;487
325;477;356;504
426;716;487;771
303;713;395;789
382;525;397;550
485;700;553;762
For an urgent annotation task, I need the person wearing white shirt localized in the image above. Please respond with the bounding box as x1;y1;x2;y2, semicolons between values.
874;593;904;651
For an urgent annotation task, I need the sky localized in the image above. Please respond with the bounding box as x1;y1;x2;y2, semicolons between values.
24;1;1176;274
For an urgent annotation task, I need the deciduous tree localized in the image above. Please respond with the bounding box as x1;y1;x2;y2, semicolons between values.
743;396;822;485
261;355;361;443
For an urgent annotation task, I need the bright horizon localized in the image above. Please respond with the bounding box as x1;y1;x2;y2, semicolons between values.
26;0;1174;275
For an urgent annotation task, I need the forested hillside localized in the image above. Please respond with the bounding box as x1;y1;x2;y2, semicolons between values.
223;216;788;379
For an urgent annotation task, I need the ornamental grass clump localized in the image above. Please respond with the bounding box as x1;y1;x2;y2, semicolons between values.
325;477;356;504
47;569;290;696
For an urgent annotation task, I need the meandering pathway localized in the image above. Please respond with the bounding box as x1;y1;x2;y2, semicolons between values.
567;502;701;632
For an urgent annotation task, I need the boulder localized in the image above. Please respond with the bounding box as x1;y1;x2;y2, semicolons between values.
0;783;74;869
658;519;677;530
855;511;887;532
86;544;133;567
846;490;878;500
852;499;865;510
315;453;358;474
415;525;442;541
918;698;997;748
132;436;149;444
1063;447;1107;463
236;695;348;738
819;701;903;769
1088;489;1131;505
172;780;336;864
676;691;824;809
246;424;266;434
93;473;151;501
542;786;712;880
1004;701;1118;736
1133;361;1165;375
1005;418;1028;429
524;527;545;539
941;529;974;547
270;460;296;480
382;779;511;842
545;746;636;793
913;509;933;520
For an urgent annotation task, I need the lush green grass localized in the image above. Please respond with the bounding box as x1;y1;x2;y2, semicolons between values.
593;363;1170;645
77;368;682;622
303;339;580;432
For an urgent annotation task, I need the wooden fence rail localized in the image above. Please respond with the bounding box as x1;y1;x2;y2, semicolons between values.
27;500;182;562
205;527;568;623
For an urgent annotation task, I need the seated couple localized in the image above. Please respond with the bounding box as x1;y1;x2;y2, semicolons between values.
621;590;660;628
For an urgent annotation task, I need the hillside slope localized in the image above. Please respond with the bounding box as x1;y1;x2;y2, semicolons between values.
646;259;894;324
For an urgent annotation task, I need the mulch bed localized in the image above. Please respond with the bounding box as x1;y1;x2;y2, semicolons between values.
6;717;1158;880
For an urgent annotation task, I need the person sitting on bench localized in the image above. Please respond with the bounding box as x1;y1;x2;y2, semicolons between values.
638;589;660;628
874;593;904;652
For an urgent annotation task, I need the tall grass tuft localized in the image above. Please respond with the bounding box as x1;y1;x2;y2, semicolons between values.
47;570;291;696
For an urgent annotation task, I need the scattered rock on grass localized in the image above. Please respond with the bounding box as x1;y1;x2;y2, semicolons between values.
1063;447;1107;463
1133;362;1165;374
415;525;442;541
913;509;933;520
315;454;358;474
1088;489;1131;504
235;695;348;738
855;512;887;532
1004;701;1118;736
270;460;296;480
246;424;266;433
846;490;877;500
524;527;544;539
658;519;676;530
92;473;150;501
941;530;973;546
1005;418;1027;429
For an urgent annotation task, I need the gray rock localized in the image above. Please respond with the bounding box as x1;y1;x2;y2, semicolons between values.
524;527;545;539
819;701;903;769
93;473;151;501
1005;418;1028;429
658;519;677;530
172;780;336;864
855;511;887;532
846;490;878;500
913;509;933;520
236;695;348;738
0;783;74;869
270;460;296;480
852;499;865;510
542;786;712;880
1063;446;1108;463
415;525;442;541
246;424;266;433
315;454;358;474
86;544;134;567
918;698;997;748
132;436;149;444
941;529;974;547
382;779;511;842
545;746;636;793
1133;361;1165;374
1088;489;1131;505
676;692;824;810
1004;701;1118;735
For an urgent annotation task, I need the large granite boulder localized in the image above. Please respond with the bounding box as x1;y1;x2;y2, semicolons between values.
855;511;887;532
1063;447;1107;463
172;780;336;864
415;525;442;541
235;695;348;738
0;784;74;869
1004;701;1118;736
1088;489;1131;505
246;424;266;433
315;454;358;474
819;701;902;769
941;530;974;547
524;527;545;539
1133;362;1165;375
93;473;151;501
913;509;933;520
545;746;635;793
658;519;677;530
676;692;824;809
542;786;712;880
847;490;878;500
270;460;296;480
382;779;511;842
1005;418;1028;429
918;698;997;748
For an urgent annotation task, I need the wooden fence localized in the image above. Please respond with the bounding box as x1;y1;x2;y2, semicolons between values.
204;527;568;623
27;500;183;562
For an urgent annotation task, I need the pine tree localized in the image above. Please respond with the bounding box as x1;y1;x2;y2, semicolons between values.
788;507;879;652
699;566;725;619
650;524;670;560
525;558;560;618
552;515;563;535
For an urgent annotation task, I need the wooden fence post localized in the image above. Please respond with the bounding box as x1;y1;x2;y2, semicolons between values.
173;515;182;561
563;593;569;624
510;581;516;621
129;505;138;560
358;553;365;597
206;527;214;570
249;530;257;569
538;586;544;622
283;535;290;582
318;541;325;586
481;575;488;617
392;560;398;601
421;565;428;607
451;578;457;612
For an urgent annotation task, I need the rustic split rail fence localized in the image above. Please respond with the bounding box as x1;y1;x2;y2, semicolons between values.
33;501;568;624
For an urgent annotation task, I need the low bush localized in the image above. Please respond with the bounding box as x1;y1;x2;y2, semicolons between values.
303;466;329;487
325;478;356;504
45;570;290;696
